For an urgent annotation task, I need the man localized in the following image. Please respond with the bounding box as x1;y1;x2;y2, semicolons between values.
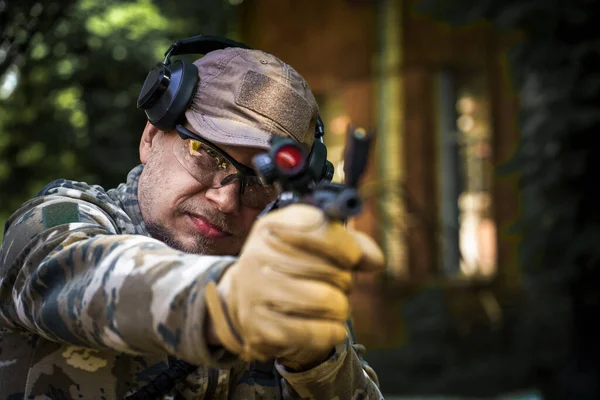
0;43;385;399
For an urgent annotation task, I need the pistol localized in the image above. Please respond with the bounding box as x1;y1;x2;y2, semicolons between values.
252;125;374;221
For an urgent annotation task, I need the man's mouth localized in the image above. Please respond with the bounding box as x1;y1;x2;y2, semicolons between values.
187;213;232;239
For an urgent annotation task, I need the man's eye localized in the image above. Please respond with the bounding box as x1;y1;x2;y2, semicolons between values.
216;160;228;170
204;147;229;170
206;148;218;157
189;142;227;166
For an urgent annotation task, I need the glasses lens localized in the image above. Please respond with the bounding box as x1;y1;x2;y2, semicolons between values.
173;137;234;183
242;176;277;209
173;137;277;209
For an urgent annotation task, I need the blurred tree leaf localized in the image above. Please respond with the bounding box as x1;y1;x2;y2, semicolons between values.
0;0;239;239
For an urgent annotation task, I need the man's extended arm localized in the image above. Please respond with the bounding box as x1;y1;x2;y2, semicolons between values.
0;191;385;397
0;193;236;367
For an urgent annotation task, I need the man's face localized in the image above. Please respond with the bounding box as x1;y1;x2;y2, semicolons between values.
137;123;272;256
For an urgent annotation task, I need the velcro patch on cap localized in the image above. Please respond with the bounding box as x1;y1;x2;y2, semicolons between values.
42;202;81;229
236;71;312;143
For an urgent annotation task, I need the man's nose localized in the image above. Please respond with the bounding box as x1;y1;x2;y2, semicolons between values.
205;179;242;214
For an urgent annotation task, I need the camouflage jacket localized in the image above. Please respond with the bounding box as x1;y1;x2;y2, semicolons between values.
0;165;383;400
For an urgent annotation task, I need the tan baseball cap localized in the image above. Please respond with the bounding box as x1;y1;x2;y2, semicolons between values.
184;47;319;151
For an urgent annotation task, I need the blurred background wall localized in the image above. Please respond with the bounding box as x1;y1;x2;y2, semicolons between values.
236;1;561;398
3;0;598;398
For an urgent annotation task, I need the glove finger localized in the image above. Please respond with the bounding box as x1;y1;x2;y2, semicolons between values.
249;305;348;353
260;266;350;320
261;204;363;268
350;231;386;272
262;236;353;292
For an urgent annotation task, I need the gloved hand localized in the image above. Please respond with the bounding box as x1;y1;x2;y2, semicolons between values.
204;204;384;369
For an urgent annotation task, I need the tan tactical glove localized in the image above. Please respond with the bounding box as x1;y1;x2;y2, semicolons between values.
204;204;384;370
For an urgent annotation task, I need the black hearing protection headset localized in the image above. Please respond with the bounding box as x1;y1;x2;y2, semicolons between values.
136;34;334;183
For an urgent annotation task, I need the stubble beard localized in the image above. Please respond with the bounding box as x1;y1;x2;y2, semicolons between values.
139;175;220;255
145;219;215;255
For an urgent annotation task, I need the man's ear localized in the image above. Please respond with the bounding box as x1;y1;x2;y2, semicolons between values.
139;122;162;164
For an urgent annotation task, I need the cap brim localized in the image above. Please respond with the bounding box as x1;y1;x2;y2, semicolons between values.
185;109;273;150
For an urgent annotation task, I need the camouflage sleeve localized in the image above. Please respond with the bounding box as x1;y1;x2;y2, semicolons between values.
0;195;237;367
275;323;384;399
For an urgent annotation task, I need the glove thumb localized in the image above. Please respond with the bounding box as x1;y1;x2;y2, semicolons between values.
350;231;385;272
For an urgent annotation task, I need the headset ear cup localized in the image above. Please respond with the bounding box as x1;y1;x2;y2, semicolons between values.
307;140;331;182
138;60;199;131
138;63;170;111
160;60;199;130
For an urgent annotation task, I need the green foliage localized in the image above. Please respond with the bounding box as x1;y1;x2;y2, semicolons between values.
416;0;600;279
0;0;239;237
